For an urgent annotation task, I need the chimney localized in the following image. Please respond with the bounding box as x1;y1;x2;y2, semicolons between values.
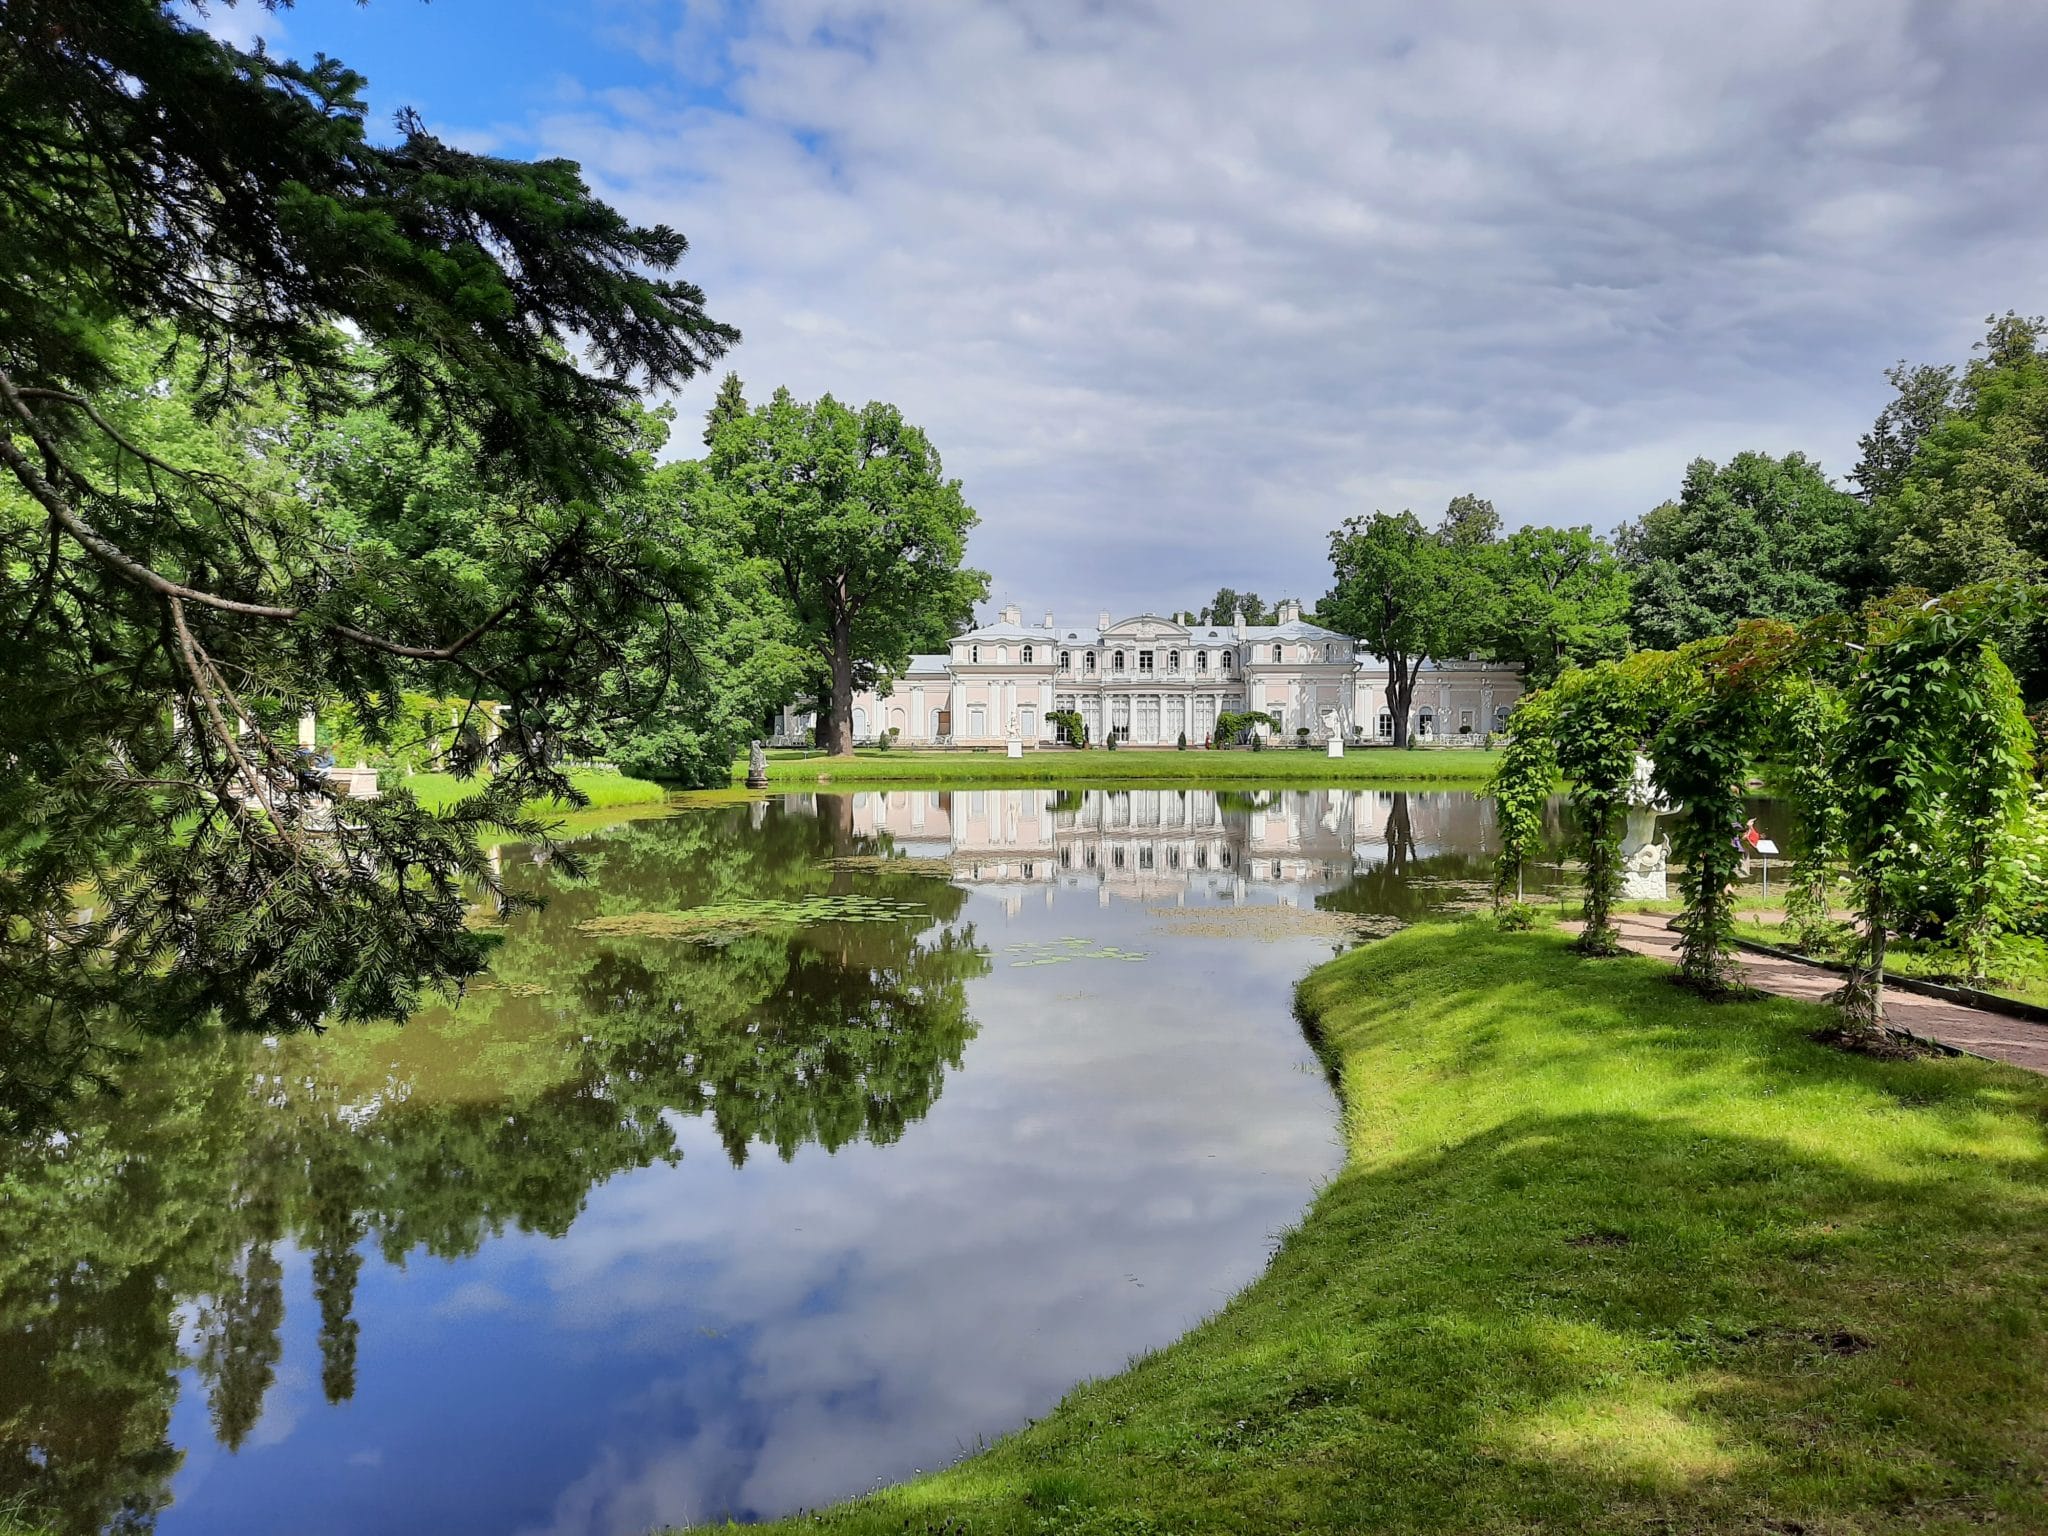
1001;603;1021;625
1277;598;1302;625
1042;610;1054;629
1233;609;1246;640
1098;609;1111;631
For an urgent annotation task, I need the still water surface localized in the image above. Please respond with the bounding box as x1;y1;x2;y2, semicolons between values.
5;787;1513;1535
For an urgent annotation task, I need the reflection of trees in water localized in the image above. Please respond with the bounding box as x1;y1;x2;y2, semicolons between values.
1316;792;1502;921
0;800;985;1535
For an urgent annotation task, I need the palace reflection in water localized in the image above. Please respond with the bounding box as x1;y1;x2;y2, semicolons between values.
3;789;1501;1536
853;785;1498;904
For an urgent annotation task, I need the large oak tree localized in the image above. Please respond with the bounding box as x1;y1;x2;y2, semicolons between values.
711;389;987;756
1319;510;1490;749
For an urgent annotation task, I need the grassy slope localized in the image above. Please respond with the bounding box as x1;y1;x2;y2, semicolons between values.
401;767;669;816
722;923;2048;1535
732;746;1503;786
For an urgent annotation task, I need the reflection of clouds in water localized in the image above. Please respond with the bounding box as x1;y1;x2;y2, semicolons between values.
435;1281;517;1319
513;875;1340;1532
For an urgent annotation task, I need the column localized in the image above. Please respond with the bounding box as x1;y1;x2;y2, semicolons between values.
949;677;964;741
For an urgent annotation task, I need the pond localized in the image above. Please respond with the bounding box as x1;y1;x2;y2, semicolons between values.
6;786;1558;1535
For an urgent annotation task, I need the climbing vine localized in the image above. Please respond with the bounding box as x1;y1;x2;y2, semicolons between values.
1485;695;1556;926
1494;581;2043;1044
1832;585;2036;1038
1770;672;1850;956
1544;655;1671;955
1650;623;1796;994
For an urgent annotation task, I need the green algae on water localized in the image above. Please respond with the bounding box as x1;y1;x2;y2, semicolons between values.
1003;937;1148;967
577;894;927;946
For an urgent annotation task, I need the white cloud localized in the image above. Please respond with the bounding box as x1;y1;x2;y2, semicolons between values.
521;0;2048;618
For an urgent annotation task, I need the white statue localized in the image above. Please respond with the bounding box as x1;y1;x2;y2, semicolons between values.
1618;753;1676;900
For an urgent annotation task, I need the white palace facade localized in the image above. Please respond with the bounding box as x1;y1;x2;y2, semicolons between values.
774;600;1524;748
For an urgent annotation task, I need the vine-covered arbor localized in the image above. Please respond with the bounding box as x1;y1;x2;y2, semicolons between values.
1491;583;2039;1044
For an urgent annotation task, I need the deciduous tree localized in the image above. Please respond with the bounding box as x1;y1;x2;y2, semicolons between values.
1320;512;1489;748
1489;524;1632;686
710;389;987;756
1620;452;1878;650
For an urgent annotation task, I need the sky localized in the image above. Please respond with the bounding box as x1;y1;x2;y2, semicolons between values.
197;0;2048;623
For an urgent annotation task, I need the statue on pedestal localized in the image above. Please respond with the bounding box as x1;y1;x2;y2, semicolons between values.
746;739;769;789
1619;753;1676;899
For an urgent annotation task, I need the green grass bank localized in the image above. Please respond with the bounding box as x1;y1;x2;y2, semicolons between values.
730;746;1503;787
714;922;2048;1534
403;767;669;816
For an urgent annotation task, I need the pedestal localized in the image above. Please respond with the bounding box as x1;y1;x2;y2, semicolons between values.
1006;740;1023;758
1619;804;1668;900
1326;739;1344;759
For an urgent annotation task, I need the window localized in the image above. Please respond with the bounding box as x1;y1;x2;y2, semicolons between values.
1138;649;1154;674
997;645;1009;664
1167;650;1180;673
930;708;944;738
1084;651;1096;673
1220;652;1233;672
1135;695;1160;741
1377;710;1393;738
1059;649;1070;669
1459;708;1475;735
1196;650;1209;673
1113;650;1126;673
1272;644;1283;663
1417;707;1436;738
970;645;980;663
1324;644;1333;662
852;707;868;737
1021;705;1038;737
1022;644;1034;664
1494;703;1512;731
968;705;987;737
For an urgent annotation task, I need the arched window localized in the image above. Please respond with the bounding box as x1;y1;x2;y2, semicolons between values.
1084;651;1096;673
1324;643;1333;662
1059;649;1070;670
1272;644;1283;663
1220;652;1233;672
1417;707;1436;739
1494;703;1512;731
997;645;1009;664
1022;644;1034;664
1196;650;1209;673
970;645;980;664
1113;650;1126;673
1167;650;1180;672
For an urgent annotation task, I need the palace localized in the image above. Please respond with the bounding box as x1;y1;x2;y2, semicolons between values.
775;601;1524;747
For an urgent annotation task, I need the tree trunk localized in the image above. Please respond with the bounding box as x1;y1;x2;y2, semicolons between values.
1388;655;1416;749
824;624;856;757
1835;879;1890;1034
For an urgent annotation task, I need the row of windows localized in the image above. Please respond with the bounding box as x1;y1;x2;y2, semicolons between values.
964;643;1345;668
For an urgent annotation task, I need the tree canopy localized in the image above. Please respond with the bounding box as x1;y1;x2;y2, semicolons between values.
1619;451;1878;651
1319;510;1489;748
1487;524;1632;686
710;388;987;755
1863;312;2048;595
0;0;735;1124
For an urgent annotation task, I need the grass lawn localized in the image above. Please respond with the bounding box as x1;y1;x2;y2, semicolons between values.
400;767;669;817
714;922;2048;1534
730;745;1504;786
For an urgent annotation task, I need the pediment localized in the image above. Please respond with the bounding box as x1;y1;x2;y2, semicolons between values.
1101;614;1192;641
